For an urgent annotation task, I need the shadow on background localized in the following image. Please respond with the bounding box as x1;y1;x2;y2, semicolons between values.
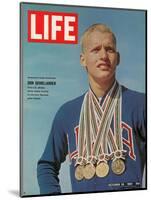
8;190;19;197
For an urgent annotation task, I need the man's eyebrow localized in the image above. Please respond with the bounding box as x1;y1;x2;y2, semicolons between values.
90;43;116;52
90;44;102;51
106;45;116;50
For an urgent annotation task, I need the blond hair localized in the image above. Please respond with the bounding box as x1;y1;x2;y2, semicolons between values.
80;24;116;52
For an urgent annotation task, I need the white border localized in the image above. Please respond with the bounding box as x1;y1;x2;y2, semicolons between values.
0;0;149;199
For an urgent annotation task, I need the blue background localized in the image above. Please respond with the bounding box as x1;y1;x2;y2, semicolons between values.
21;3;146;195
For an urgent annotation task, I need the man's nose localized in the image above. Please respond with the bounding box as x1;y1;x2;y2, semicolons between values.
99;48;108;60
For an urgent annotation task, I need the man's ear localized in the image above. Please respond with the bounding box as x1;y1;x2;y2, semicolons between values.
80;53;86;68
116;52;120;66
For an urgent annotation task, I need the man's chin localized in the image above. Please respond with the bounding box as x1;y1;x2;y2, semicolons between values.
95;72;111;80
93;73;115;83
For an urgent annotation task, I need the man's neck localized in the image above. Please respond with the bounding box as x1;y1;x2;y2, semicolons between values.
89;77;116;98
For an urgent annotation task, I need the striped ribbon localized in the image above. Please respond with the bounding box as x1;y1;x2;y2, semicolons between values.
91;82;119;159
75;94;87;166
75;81;125;166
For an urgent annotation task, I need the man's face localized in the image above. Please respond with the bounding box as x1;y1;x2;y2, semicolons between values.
80;31;119;84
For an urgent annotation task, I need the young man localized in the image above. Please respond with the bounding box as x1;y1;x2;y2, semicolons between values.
37;24;146;194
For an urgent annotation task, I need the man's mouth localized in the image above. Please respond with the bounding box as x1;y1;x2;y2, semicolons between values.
96;63;111;69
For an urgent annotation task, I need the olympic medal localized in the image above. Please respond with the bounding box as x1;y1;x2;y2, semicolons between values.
83;163;96;180
111;159;125;175
96;162;109;178
75;165;84;181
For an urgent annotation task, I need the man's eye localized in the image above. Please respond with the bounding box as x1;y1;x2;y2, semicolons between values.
106;47;115;53
92;48;100;53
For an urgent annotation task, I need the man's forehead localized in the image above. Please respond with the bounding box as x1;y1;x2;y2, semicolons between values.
85;31;116;47
88;31;114;41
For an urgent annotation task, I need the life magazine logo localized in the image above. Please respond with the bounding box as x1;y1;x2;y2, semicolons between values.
28;10;78;44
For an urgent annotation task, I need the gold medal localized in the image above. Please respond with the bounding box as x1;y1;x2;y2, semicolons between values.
75;165;84;181
83;163;96;180
96;162;109;177
111;159;125;175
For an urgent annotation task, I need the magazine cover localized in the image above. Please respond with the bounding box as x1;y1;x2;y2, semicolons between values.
20;2;147;197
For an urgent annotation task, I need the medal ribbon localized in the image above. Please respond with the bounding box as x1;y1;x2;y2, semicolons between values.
105;86;126;160
75;94;87;166
75;81;125;167
84;93;92;163
90;81;120;163
112;86;126;160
